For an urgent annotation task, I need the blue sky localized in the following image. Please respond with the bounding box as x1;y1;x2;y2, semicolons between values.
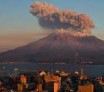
0;0;104;52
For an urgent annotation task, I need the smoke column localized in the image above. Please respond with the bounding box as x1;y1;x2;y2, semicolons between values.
30;2;95;35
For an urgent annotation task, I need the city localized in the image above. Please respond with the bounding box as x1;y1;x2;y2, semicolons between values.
0;69;104;92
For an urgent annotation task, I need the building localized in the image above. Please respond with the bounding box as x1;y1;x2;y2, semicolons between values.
21;75;27;84
44;74;61;92
78;84;94;92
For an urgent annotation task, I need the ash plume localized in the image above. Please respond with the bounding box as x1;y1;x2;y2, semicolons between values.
30;2;95;34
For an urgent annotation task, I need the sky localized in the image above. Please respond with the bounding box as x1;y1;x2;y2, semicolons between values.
0;0;104;52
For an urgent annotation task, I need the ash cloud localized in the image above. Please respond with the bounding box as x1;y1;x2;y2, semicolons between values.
30;2;95;34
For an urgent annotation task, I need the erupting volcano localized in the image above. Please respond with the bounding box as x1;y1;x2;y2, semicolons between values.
0;2;104;64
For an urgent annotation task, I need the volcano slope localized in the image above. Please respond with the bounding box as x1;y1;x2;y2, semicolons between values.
0;32;104;64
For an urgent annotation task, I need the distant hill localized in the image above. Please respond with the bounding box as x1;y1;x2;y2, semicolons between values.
0;31;104;64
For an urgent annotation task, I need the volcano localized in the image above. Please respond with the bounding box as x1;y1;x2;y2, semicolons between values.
0;31;104;64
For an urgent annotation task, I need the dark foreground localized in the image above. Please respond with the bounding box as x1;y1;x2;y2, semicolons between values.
0;69;104;92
